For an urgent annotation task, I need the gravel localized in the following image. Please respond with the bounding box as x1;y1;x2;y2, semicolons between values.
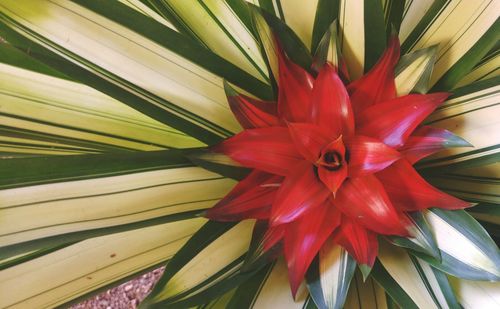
70;267;165;309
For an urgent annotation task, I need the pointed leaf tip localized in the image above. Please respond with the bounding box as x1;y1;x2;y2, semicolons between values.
359;264;372;281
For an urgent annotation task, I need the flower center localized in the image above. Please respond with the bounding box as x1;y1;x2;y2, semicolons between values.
322;151;342;170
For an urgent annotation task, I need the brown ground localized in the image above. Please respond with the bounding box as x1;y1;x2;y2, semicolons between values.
70;267;164;309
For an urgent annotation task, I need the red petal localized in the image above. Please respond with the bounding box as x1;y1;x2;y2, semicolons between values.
270;162;331;225
284;204;341;296
226;86;280;129
400;126;472;164
346;135;401;177
262;224;286;251
348;36;400;117
334;216;378;266
357;93;450;148
318;164;348;194
333;175;408;235
377;160;471;211
277;44;314;122
205;171;281;221
214;127;303;176
311;64;354;137
287;123;330;162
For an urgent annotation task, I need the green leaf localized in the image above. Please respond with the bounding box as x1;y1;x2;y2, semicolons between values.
400;1;499;89
432;19;500;91
306;238;356;309
249;4;279;87
143;220;254;306
119;0;178;29
418;77;500;172
363;0;387;71
0;40;68;80
388;211;441;260
0;241;77;271
378;240;459;308
455;48;500;88
345;271;394;309
370;260;418;309
418;209;500;281
257;5;313;71
311;20;342;73
0;149;189;189
0;0;271;144
0;63;202;152
337;0;387;79
149;0;270;83
424;162;500;205
311;0;340;53
185;148;250;180
278;0;320;51
394;45;438;95
449;277;500;308
0;217;205;308
399;0;444;51
383;0;404;38
0;150;235;259
236;258;312;308
226;262;275;308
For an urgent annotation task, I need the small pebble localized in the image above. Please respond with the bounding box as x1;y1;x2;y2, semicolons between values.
70;267;165;309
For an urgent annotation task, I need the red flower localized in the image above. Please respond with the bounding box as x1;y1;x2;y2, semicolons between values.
207;37;470;296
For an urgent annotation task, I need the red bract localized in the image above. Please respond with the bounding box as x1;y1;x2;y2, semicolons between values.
206;37;470;296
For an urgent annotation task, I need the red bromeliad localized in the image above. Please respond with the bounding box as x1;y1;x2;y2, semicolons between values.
206;37;471;296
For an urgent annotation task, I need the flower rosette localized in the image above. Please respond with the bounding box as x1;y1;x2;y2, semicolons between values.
207;33;472;296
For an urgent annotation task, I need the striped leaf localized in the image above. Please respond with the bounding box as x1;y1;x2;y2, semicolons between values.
398;0;435;45
0;217;205;308
186;148;250;180
143;220;255;307
306;238;356;309
0;63;202;153
344;271;392;309
419;77;500;171
311;0;340;53
0;0;274;144
449;277;500;308
250;4;279;84
258;6;313;71
153;0;270;83
388;212;441;259
279;0;319;51
225;262;275;308
0;38;68;80
468;203;500;229
401;0;499;89
236;258;312;308
0;150;235;259
338;0;386;79
371;260;418;308
119;0;177;29
425;162;500;205
382;0;405;38
378;240;460;309
312;21;342;74
432;18;500;91
419;209;500;281
394;45;438;95
455;48;500;88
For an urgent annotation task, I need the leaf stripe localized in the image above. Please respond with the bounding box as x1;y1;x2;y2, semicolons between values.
0;15;228;143
409;256;442;308
197;0;270;83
